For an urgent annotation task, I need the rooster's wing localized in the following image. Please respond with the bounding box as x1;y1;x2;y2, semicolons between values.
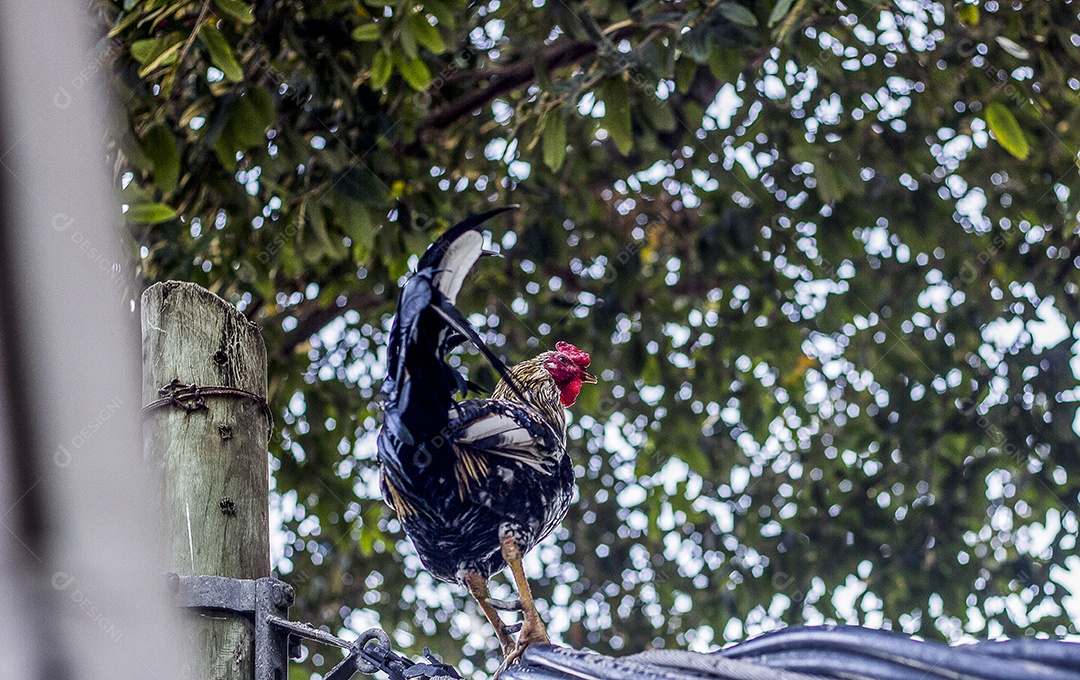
448;398;565;478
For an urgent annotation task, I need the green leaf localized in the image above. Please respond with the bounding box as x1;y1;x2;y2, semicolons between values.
398;23;419;60
215;89;273;166
306;203;339;259
247;85;276;130
707;47;742;82
768;0;797;28
130;38;160;64
138;45;182;77
534;52;554;92
957;3;979;26
813;160;845;203
119;126;153;171
985;102;1030;160
674;56;697;92
334;166;387;206
199;24;244;82
143;125;180;194
640;95;676;133
351;23;380;42
370;50;392;89
718;3;758;27
542;113;567;171
230;99;268;147
133;33;185;76
600;77;633;155
681;25;713;63
119;182;153;207
393;51;431;91
126;202;178;223
410;13;446;54
212;0;254;25
333;191;377;260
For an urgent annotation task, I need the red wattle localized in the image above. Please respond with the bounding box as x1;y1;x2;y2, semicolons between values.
560;378;583;406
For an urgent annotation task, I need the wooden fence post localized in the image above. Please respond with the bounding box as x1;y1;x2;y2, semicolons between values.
141;281;270;679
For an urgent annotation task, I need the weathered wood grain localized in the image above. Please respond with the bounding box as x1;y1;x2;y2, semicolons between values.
141;281;269;680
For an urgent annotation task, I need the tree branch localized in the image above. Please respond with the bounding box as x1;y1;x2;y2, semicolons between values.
417;29;636;136
276;289;381;359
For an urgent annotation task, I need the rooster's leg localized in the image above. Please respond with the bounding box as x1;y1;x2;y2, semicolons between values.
497;531;549;669
461;569;517;656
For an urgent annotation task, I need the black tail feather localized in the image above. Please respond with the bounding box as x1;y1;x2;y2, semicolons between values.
434;298;527;402
417;205;518;270
380;207;523;441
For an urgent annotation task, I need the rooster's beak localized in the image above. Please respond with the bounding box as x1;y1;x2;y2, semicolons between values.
582;370;598;384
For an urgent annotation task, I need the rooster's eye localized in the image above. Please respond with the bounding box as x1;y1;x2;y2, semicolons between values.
558;356;568;364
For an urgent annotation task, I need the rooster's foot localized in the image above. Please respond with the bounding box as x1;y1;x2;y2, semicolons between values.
495;621;549;677
494;529;552;676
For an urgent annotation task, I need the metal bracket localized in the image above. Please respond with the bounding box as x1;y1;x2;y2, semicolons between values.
167;573;460;680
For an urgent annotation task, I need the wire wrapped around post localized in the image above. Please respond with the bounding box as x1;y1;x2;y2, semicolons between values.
142;378;274;436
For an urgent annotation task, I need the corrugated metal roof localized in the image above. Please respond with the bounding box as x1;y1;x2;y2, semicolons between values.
501;625;1080;680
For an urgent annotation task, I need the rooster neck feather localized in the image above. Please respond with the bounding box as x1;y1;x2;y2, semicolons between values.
491;357;566;435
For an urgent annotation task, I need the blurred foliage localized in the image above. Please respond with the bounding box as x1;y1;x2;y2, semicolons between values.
106;0;1080;676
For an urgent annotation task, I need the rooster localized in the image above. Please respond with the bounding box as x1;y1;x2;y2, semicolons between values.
376;207;596;667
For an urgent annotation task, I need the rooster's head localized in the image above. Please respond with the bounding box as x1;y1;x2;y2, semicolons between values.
543;341;597;406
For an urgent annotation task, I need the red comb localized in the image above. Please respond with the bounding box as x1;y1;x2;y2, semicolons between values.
555;341;590;367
